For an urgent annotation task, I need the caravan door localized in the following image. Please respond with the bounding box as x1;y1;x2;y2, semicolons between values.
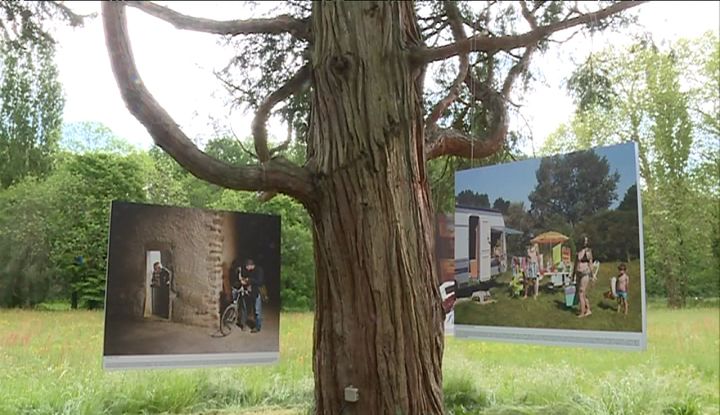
479;219;491;281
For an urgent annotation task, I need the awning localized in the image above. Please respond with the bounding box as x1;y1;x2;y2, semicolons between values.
491;226;523;235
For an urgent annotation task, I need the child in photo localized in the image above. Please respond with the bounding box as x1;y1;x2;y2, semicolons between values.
616;263;630;315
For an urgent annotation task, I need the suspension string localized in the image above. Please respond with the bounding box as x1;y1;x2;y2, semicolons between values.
589;10;597;112
470;12;476;169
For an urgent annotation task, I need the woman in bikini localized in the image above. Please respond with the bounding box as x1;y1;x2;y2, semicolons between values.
574;236;595;318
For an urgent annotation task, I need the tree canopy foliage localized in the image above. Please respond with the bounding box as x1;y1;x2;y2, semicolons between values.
529;150;620;228
0;1;92;188
0;36;63;188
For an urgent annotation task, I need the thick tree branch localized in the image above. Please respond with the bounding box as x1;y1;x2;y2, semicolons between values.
426;6;535;163
415;1;646;63
425;123;507;160
425;1;470;130
251;65;310;162
426;78;508;160
102;3;314;204
126;1;311;41
251;65;309;203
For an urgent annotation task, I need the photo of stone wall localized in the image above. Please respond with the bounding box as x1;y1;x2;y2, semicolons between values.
103;201;280;359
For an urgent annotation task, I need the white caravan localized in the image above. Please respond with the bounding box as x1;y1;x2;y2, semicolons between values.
454;206;519;286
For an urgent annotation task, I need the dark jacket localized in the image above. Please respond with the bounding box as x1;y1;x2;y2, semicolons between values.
241;266;264;288
151;268;170;287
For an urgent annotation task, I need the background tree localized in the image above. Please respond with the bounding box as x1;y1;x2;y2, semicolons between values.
0;177;55;307
0;2;87;50
0;127;320;310
60;121;137;155
529;150;620;228
0;40;63;188
576;184;642;263
492;197;511;214
47;153;147;309
99;1;644;413
503;202;534;256
617;183;638;211
0;151;147;308
456;189;490;208
0;1;91;188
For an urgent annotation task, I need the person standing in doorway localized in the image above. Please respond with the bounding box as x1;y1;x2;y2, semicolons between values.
151;261;171;287
241;259;265;333
150;261;171;318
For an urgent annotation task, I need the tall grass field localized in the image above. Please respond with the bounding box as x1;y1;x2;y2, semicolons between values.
1;304;718;414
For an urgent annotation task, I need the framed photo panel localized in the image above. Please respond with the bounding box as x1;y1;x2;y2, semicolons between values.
103;201;281;369
452;142;647;350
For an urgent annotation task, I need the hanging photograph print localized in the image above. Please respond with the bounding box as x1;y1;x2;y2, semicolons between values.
452;142;647;350
102;201;281;370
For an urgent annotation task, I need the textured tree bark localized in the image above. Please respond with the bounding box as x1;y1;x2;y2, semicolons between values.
307;2;444;414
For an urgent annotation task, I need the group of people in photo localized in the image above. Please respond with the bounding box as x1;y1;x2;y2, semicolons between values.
145;257;270;333
510;235;631;316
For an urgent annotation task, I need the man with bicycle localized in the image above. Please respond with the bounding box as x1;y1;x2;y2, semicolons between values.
241;259;266;333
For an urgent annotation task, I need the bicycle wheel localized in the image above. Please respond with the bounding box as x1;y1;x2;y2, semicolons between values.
220;305;237;336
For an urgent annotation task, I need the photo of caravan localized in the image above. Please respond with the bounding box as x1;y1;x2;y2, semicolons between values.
452;142;647;349
454;206;522;287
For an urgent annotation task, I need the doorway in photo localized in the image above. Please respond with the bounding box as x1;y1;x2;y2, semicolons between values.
144;250;171;319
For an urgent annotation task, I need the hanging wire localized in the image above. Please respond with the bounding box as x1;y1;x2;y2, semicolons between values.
588;6;598;112
469;7;476;169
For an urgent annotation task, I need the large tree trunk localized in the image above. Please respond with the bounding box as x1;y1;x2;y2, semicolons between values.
308;2;445;414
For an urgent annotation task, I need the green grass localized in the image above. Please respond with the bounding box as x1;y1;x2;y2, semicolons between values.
0;305;718;415
455;260;643;332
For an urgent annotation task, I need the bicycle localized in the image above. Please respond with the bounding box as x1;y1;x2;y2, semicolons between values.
219;286;251;336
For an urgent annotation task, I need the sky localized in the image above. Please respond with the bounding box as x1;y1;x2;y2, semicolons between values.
51;1;720;154
455;142;639;210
